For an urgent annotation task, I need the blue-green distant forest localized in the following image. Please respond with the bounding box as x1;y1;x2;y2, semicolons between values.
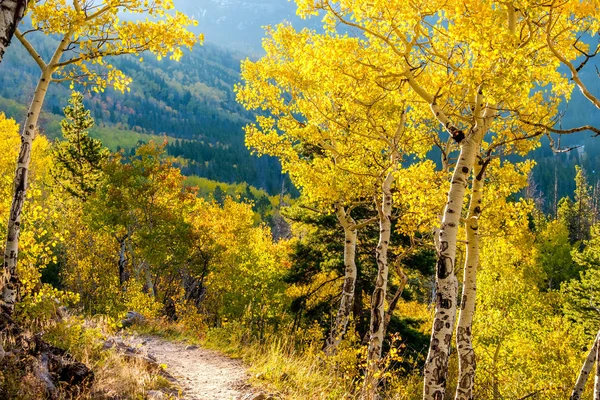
0;31;287;195
0;22;598;209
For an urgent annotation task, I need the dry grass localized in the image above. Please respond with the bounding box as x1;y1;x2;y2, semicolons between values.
131;317;204;345
88;350;161;399
200;321;426;400
201;322;361;400
0;315;176;400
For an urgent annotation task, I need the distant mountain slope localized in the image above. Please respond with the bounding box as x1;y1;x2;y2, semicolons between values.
0;19;598;205
0;34;285;194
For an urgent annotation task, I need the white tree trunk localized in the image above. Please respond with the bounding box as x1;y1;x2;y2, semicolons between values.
363;157;396;398
368;167;394;360
0;0;28;62
325;205;358;355
423;135;479;400
596;342;600;400
571;334;598;399
1;68;52;315
1;29;71;316
143;261;155;297
455;155;486;400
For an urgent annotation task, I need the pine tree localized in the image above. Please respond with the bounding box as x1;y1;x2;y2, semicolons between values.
213;185;226;206
52;91;108;201
558;167;594;244
573;166;594;242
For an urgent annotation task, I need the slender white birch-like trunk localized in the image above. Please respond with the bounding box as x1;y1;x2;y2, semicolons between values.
422;83;490;399
596;342;600;400
0;0;28;62
423;136;477;400
368;165;395;360
1;68;52;315
144;261;155;297
571;332;600;399
325;205;358;355
1;30;71;316
454;155;486;400
363;152;397;398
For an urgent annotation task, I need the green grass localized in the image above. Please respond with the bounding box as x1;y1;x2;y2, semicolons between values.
88;125;177;151
0;96;177;151
184;176;275;200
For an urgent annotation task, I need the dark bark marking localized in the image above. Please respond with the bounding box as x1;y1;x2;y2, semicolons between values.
436;256;453;279
17;141;30;164
436;291;452;310
343;277;355;294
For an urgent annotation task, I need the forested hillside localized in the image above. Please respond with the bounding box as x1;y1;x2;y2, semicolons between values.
0;14;598;203
527;62;600;212
0;30;285;194
2;1;600;400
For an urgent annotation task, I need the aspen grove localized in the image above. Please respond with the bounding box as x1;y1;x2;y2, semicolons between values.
0;0;599;399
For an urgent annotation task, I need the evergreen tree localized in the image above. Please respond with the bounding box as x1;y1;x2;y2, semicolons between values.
562;227;600;334
52;92;109;201
558;197;577;242
573;166;594;242
213;185;226;206
536;220;577;290
557;166;594;244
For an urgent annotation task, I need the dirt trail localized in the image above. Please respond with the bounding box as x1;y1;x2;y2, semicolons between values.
128;335;251;400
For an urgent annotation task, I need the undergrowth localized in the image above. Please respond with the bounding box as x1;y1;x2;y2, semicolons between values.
135;317;425;400
1;313;175;400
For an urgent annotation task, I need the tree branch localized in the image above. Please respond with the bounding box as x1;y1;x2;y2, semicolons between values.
15;29;47;71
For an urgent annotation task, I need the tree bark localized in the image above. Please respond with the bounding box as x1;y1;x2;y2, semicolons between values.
143;261;155;297
423;134;479;400
596;341;600;400
325;205;358;355
423;83;491;399
118;234;128;286
363;154;397;398
571;333;598;399
0;0;28;63
1;68;52;316
454;155;486;400
1;29;71;316
368;167;394;360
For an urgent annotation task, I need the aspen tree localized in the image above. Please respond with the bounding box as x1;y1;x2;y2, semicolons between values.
327;204;370;355
1;0;201;317
542;0;600;111
454;152;487;399
571;331;600;400
362;112;406;398
237;28;383;355
237;26;434;372
0;0;28;62
294;1;583;398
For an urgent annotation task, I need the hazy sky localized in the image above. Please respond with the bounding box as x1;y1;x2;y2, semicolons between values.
173;0;317;54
